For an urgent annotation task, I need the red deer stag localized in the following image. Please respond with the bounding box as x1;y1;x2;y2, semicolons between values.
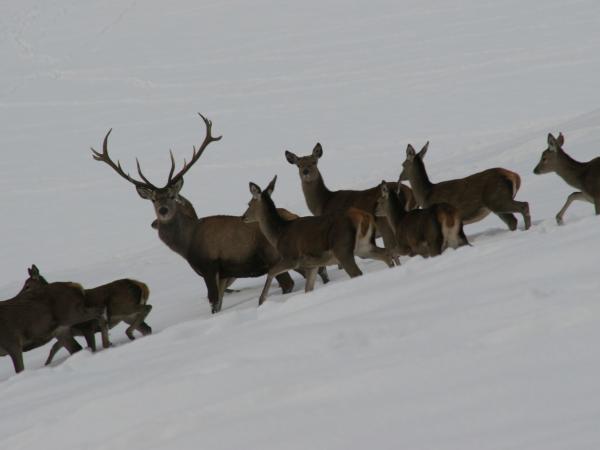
375;181;469;257
20;264;152;364
242;176;393;305
534;132;600;225
1;282;105;373
285;143;416;263
399;142;531;230
91;114;317;313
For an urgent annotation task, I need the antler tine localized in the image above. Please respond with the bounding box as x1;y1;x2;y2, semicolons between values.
135;158;158;189
167;150;177;183
168;113;222;185
90;128;156;190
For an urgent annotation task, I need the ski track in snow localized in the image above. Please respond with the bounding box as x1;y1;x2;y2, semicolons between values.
1;1;600;449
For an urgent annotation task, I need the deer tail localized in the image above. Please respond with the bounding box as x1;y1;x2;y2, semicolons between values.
498;169;521;198
130;280;150;305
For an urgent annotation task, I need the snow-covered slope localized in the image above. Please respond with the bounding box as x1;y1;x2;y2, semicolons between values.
1;1;600;449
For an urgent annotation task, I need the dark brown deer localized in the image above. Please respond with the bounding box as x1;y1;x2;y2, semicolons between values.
91;114;310;314
375;181;469;257
1;282;105;374
533;132;600;225
285;143;416;262
399;142;531;230
242;176;393;305
20;265;152;364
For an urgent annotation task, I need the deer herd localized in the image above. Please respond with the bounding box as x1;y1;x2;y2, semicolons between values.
1;113;599;375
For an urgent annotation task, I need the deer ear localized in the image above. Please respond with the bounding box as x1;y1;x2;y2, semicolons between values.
249;182;262;198
418;141;429;159
31;264;39;276
380;180;389;196
265;175;277;196
170;177;184;195
547;133;556;146
406;144;416;160
557;132;565;146
136;186;155;200
312;143;323;159
285;151;298;165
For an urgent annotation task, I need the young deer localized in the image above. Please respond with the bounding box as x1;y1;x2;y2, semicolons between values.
21;265;152;365
533;132;600;225
400;142;531;230
1;282;105;373
375;181;469;257
92;114;304;314
285;143;416;262
242;176;393;305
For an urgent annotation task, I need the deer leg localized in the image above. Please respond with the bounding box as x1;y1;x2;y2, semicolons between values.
275;272;294;294
202;270;221;314
556;191;591;225
125;305;153;340
595;196;600;215
304;268;319;292
318;266;330;284
260;260;297;306
489;199;531;230
9;349;24;374
45;341;63;366
46;334;83;366
97;316;110;349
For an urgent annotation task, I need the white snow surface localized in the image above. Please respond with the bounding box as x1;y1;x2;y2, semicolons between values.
1;1;600;449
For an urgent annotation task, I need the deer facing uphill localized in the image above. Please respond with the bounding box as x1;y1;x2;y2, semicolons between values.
533;132;600;225
242;176;393;305
285;143;416;262
91;114;314;314
375;181;469;257
1;282;105;373
20;265;152;365
399;142;531;231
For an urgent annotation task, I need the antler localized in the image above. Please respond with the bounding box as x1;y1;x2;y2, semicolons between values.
167;113;222;186
91;129;158;190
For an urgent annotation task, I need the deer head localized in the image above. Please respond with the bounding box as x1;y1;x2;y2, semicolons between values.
20;264;49;294
399;142;429;181
533;132;565;174
285;143;323;183
241;176;277;224
91;114;221;225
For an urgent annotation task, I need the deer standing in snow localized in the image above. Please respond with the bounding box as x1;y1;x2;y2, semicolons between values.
533;132;600;225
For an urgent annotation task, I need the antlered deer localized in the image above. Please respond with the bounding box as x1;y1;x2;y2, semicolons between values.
533;132;600;225
375;181;469;257
21;265;152;364
399;142;531;230
1;282;105;373
91;114;317;314
285;143;416;262
242;176;393;305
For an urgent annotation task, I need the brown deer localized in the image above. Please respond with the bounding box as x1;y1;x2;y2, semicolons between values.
533;132;600;225
399;142;531;230
91;114;318;314
1;282;105;373
285;143;416;262
375;181;469;257
242;176;393;305
20;265;152;365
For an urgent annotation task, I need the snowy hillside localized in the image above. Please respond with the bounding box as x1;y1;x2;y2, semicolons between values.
1;1;600;449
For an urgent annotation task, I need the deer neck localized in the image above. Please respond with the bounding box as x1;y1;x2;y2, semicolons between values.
407;159;433;206
385;192;406;233
256;197;287;249
555;149;586;190
301;171;333;215
156;208;198;259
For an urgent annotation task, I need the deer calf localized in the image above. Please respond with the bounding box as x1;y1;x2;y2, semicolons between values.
21;265;152;365
242;176;393;305
375;181;469;257
534;132;600;225
400;142;531;230
1;282;105;373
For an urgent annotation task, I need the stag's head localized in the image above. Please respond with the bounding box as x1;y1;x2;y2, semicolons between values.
399;142;429;182
91;114;221;225
533;132;564;175
242;176;277;224
20;264;49;294
285;143;323;183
